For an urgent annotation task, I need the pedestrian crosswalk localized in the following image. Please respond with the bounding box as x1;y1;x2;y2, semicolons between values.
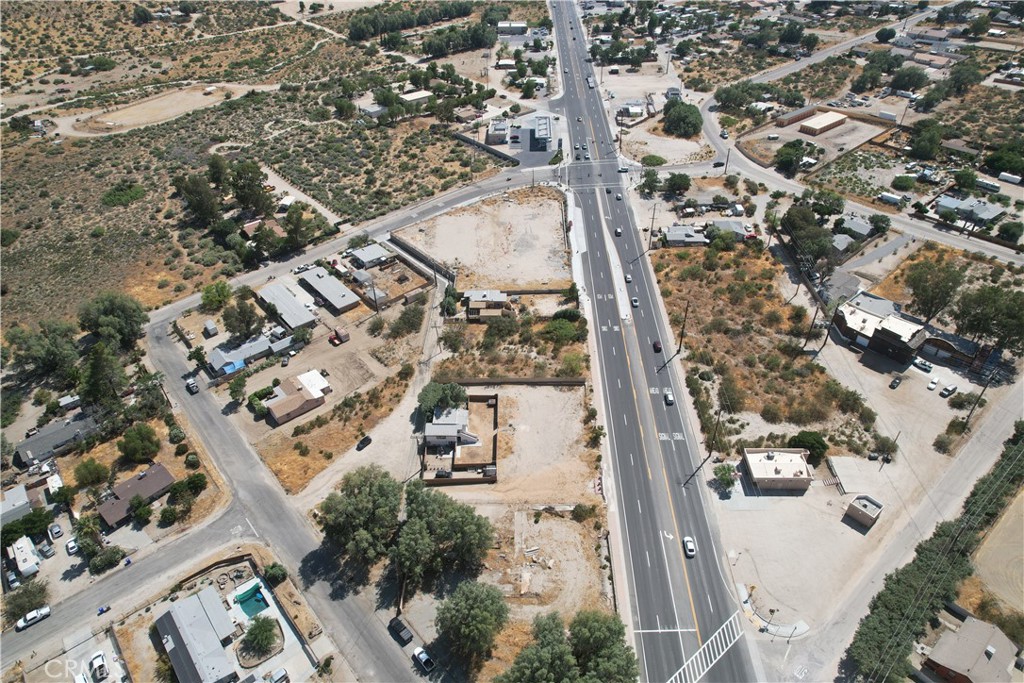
666;611;744;683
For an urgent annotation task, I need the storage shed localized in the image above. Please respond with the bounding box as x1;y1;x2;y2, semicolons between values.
800;111;847;136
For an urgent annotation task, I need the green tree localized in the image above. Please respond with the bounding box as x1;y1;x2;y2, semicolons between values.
778;21;804;44
231;161;274;216
800;33;819;52
495;613;580;683
80;342;127;411
874;435;898;457
639;169;660;195
117;423;161;463
4;580;49;621
947;60;983;95
207;154;230;189
175;174;221;227
292;326;313;344
89;545;126;574
663;173;691;196
904;260;964;323
890;66;928;91
787;430;828;465
875;27;896;42
5;320;80;386
569;610;639;683
222;300;263;339
320;465;401;564
242;615;278;656
968;14;990;36
133;5;153;24
187;345;208;369
811;189;845;217
74;458;109;487
129;495;153;524
910;123;942;160
264;563;288;586
436;581;509;660
997;221;1023;243
868;214;891;233
781;205;832;260
228;375;247;403
160;506;179;525
773;140;805;177
953;169;977;190
662;100;702;138
79;292;148;351
953;287;1024;354
417;381;468;415
201;281;232;311
713;464;737;491
282;203;313;250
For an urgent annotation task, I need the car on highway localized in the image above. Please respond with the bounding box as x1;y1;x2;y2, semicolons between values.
574;143;579;149
653;341;662;353
356;435;372;451
388;617;414;645
413;647;436;673
630;297;639;308
889;377;902;389
185;378;199;394
618;167;628;173
582;143;588;150
575;154;581;160
584;154;591;160
49;523;63;540
577;116;583;121
913;358;933;372
720;130;729;139
624;274;632;283
614;227;622;236
664;389;675;405
615;193;622;200
683;536;696;558
939;384;958;398
928;378;939;391
564;67;569;73
713;161;725;168
66;538;79;555
15;606;51;631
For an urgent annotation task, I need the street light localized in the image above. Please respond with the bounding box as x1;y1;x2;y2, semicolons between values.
764;608;777;635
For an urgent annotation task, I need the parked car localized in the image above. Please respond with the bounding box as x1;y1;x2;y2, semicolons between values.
185;378;199;394
683;536;696;558
281;356;290;367
49;523;63;540
15;606;51;631
913;358;934;372
389;617;414;645
712;161;725;168
653;341;663;353
435;469;452;479
6;571;21;591
928;378;939;391
889;377;902;389
270;669;289;683
939;384;958;398
720;130;729;139
89;652;108;681
356;435;372;451
413;647;436;673
66;538;80;555
38;542;55;559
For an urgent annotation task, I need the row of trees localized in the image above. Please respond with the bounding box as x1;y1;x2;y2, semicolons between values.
318;467;493;593
347;2;474;41
714;80;805;114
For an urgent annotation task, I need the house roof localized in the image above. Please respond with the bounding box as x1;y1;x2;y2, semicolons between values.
265;370;330;423
832;233;855;252
351;244;391;266
98;464;176;527
927;617;1017;683
665;225;710;245
300;267;359;311
712;219;747;236
843;216;874;237
14;414;99;464
742;448;813;482
0;485;32;523
351;270;373;285
258;282;315;330
433;407;469;428
155;586;236;683
463;290;507;304
208;336;272;373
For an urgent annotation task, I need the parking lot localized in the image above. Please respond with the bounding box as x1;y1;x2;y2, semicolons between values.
24;630;126;683
741;114;888;170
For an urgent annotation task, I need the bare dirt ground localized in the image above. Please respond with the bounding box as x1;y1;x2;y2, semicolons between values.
622;115;706;166
398;186;570;290
62;83;277;136
973;490;1024;610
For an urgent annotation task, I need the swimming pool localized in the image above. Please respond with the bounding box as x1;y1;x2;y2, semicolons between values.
236;583;269;618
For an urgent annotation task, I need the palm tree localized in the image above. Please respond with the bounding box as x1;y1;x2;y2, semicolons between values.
75;514;101;543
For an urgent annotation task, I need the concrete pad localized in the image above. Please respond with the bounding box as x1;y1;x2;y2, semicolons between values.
828;456;886;495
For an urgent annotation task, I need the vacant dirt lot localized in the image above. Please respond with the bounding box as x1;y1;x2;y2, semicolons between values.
622;115;708;167
399;186;570;289
972;489;1024;610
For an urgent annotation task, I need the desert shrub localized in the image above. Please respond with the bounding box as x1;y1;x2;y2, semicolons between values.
933;433;954;453
184;453;200;469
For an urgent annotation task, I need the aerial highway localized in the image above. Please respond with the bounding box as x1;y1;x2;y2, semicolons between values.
551;3;759;682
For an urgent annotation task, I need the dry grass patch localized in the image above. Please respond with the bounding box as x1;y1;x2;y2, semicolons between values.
934;83;1024;149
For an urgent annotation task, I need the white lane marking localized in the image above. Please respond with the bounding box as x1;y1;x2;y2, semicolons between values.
637;499;642;515
622;413;628;427
630;452;635;466
612;346;616;356
647;552;651;568
246;517;259;537
708;595;714;613
617;379;622;389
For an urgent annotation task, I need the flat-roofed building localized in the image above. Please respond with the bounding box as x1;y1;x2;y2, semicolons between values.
835;291;925;363
155;586;237;683
923;617;1019;683
497;21;528;35
845;495;884;528
299;267;360;313
742;448;813;491
258;283;315;331
463;290;508;321
800;111;847;135
350;243;393;270
0;484;32;524
399;89;433;106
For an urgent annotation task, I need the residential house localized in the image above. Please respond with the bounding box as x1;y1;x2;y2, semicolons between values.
98;464;176;527
463;290;509;321
208;336;283;376
399;90;433;107
155;586;238;683
934;195;1006;226
941;139;981;157
264;370;331;426
0;485;32;524
7;537;41;578
258;283;316;331
299;267;360;314
923;616;1019;683
711;219;753;241
486;120;509;145
496;21;528;35
350;244;393;270
13;414;99;469
840;216;874;239
424;407;479;449
664;225;710;247
57;394;81;411
240;218;286;241
907;28;950;43
834;291;926;362
832;233;856;255
741;448;813;491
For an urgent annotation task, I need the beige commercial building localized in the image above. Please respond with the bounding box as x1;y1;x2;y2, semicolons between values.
742;448;813;491
845;495;884;529
800;111;847;136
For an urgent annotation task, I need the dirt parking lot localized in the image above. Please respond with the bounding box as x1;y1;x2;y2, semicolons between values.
741;115;888;170
23;630;126;683
398;187;570;290
973;489;1024;610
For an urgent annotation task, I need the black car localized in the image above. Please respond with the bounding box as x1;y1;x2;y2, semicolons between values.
356;435;372;451
889;377;902;389
653;340;663;353
713;161;725;168
388;617;413;645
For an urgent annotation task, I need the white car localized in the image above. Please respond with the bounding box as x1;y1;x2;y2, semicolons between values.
927;378;939;391
15;606;51;631
413;647;436;673
683;536;696;558
624;274;632;283
66;538;79;555
913;358;934;372
631;297;639;308
89;652;108;681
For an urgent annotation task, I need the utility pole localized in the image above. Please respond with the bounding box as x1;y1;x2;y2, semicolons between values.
723;147;732;175
648;203;658;250
683;409;722;486
965;369;997;430
679;300;690;347
801;307;820;350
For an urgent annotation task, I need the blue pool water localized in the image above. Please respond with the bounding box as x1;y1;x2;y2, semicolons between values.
236;583;270;617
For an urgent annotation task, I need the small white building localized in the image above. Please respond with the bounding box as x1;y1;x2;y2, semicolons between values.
7;536;41;577
425;407;479;449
